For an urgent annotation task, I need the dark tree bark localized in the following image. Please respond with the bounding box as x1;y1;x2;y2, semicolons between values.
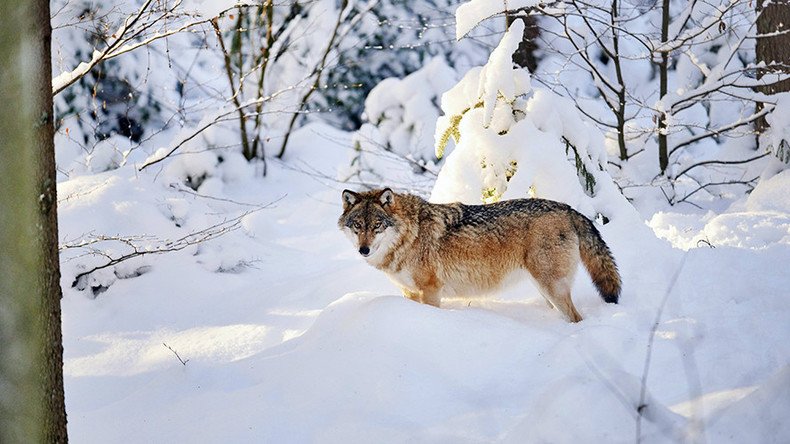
505;12;540;72
610;0;628;161
657;0;670;174
755;0;790;137
0;0;68;441
36;0;69;438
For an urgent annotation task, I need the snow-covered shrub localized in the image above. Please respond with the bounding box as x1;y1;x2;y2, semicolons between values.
51;0;496;176
318;0;493;130
431;20;635;223
86;136;128;173
351;57;457;183
52;0;168;152
150;124;254;193
50;0;231;181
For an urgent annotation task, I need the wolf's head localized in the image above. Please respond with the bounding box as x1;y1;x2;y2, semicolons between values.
338;188;399;263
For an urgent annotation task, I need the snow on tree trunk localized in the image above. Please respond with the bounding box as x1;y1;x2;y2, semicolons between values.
756;0;790;100
756;0;790;161
506;12;539;72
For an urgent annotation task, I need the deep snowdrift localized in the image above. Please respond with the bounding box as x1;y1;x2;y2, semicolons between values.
57;124;790;443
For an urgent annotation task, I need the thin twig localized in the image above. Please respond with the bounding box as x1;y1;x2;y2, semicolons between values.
137;85;300;171
276;0;351;158
674;177;759;206
68;195;283;290
211;17;252;159
672;153;770;180
163;342;189;365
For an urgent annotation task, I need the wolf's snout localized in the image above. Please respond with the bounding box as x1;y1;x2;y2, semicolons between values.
359;246;370;256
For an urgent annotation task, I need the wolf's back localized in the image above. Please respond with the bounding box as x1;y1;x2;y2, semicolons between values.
570;212;621;303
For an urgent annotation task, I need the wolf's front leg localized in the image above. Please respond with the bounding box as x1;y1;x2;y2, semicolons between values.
401;288;440;308
414;271;441;308
420;289;440;307
401;288;422;304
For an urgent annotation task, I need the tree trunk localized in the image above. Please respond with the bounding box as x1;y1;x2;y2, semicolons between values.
755;0;790;138
610;0;628;161
505;12;539;72
657;0;670;174
0;0;68;441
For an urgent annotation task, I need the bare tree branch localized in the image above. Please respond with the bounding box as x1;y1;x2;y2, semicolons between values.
52;2;261;96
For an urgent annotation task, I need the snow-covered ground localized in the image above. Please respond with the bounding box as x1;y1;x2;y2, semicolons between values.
45;0;790;440
58;120;790;443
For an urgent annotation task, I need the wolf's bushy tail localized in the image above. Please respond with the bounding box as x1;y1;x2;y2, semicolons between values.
570;211;621;303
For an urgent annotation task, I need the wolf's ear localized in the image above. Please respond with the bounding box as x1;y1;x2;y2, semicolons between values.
379;188;394;207
342;189;359;208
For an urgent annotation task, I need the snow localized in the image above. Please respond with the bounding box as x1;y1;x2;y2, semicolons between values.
763;92;790;158
85;136;128;173
431;21;636;238
352;57;458;185
478;19;530;127
57;120;790;442
181;0;240;18
455;0;540;39
50;1;790;442
649;170;790;249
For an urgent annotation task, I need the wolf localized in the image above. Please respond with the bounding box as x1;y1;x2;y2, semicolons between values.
338;188;621;322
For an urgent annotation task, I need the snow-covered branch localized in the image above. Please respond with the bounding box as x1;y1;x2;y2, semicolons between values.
68;202;278;296
51;1;253;96
138;84;304;171
455;0;540;40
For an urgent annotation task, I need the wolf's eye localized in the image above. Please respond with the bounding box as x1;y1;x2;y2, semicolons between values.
352;222;362;230
373;221;382;230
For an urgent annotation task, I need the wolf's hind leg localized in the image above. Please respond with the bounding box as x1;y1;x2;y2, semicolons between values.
538;282;582;322
525;241;583;322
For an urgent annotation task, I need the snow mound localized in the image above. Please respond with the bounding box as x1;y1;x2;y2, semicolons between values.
650;170;790;249
701;367;790;443
745;169;790;213
61;147;790;443
68;283;790;442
